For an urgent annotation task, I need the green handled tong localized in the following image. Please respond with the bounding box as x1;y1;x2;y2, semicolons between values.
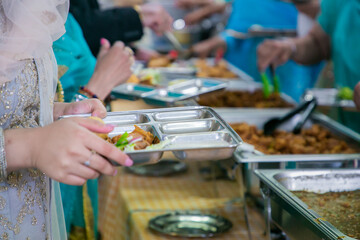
260;64;280;98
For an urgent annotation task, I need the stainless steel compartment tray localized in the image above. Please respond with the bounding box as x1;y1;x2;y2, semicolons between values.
111;79;227;106
62;106;242;165
255;169;360;240
304;88;357;111
215;108;360;163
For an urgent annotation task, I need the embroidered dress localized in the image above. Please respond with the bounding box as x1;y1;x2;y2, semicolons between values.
0;50;66;239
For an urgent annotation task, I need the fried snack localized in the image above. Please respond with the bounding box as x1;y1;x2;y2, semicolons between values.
231;122;357;155
88;116;109;140
198;89;293;108
195;59;238;79
148;56;171;68
127;74;140;84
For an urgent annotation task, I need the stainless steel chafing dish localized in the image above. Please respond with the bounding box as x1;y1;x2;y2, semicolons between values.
255;169;360;240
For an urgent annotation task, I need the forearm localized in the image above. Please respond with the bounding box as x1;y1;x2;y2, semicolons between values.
86;72;113;100
3;128;34;173
291;23;331;65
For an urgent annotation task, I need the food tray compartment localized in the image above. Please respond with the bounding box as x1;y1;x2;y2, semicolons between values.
159;120;224;134
153;109;214;122
168;79;224;95
108;124;160;139
255;169;360;240
103;114;150;125
165;132;238;161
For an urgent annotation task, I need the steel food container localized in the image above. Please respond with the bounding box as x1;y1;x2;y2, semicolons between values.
61;106;242;166
215;108;360;196
304;88;357;111
195;80;297;108
255;169;360;240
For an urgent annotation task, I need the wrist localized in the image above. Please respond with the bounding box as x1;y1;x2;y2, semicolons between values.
86;74;111;100
53;102;68;120
4;128;35;172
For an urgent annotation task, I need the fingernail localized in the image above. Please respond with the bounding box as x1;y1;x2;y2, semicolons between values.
125;157;133;167
113;169;118;176
106;124;116;128
100;38;107;45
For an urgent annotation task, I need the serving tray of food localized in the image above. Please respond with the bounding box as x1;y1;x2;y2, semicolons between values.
112;78;228;106
62;106;242;166
197;80;296;109
304;88;358;111
146;56;254;81
214;108;360;163
255;169;360;240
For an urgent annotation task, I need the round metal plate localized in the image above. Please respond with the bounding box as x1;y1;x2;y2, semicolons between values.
126;160;188;177
148;212;232;237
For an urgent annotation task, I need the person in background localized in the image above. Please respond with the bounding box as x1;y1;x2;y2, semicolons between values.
257;0;360;132
70;0;173;55
54;14;133;103
190;0;322;101
354;82;360;110
175;0;229;25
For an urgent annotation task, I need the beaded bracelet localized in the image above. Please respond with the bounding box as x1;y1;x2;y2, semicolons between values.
79;86;99;99
0;128;7;179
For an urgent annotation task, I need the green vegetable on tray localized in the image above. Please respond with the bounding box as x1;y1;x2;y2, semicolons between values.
337;87;354;100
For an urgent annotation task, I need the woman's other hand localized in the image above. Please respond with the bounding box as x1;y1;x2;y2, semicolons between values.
192;36;226;58
354;82;360;110
257;39;295;72
5;118;133;185
87;39;133;100
53;99;106;121
138;3;173;36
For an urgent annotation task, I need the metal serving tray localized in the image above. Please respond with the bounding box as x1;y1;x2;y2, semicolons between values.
196;80;297;108
214;108;360;163
111;79;228;106
255;169;360;240
63;106;242;166
304;88;357;111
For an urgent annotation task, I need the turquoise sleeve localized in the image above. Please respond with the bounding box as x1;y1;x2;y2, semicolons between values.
317;0;339;36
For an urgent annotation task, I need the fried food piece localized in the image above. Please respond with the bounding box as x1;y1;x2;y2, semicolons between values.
88;116;109;140
127;74;140;84
195;59;238;79
230;123;358;155
148;56;171;68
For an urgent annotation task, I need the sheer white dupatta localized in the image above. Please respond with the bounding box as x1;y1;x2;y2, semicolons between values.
0;0;69;84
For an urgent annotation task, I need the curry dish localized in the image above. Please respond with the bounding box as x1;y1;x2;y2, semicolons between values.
230;123;357;154
198;90;293;108
293;190;360;239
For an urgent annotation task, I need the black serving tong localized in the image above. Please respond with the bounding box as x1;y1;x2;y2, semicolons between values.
263;97;317;135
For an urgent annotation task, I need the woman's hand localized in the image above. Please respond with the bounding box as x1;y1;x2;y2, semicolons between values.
354;82;360;110
5;118;133;185
53;99;106;121
257;39;295;72
138;3;173;36
192;36;226;58
87;39;133;100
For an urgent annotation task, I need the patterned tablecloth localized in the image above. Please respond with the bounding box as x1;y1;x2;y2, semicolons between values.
98;100;267;240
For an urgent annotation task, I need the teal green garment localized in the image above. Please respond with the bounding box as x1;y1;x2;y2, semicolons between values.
318;0;360;133
53;14;99;238
53;14;97;102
